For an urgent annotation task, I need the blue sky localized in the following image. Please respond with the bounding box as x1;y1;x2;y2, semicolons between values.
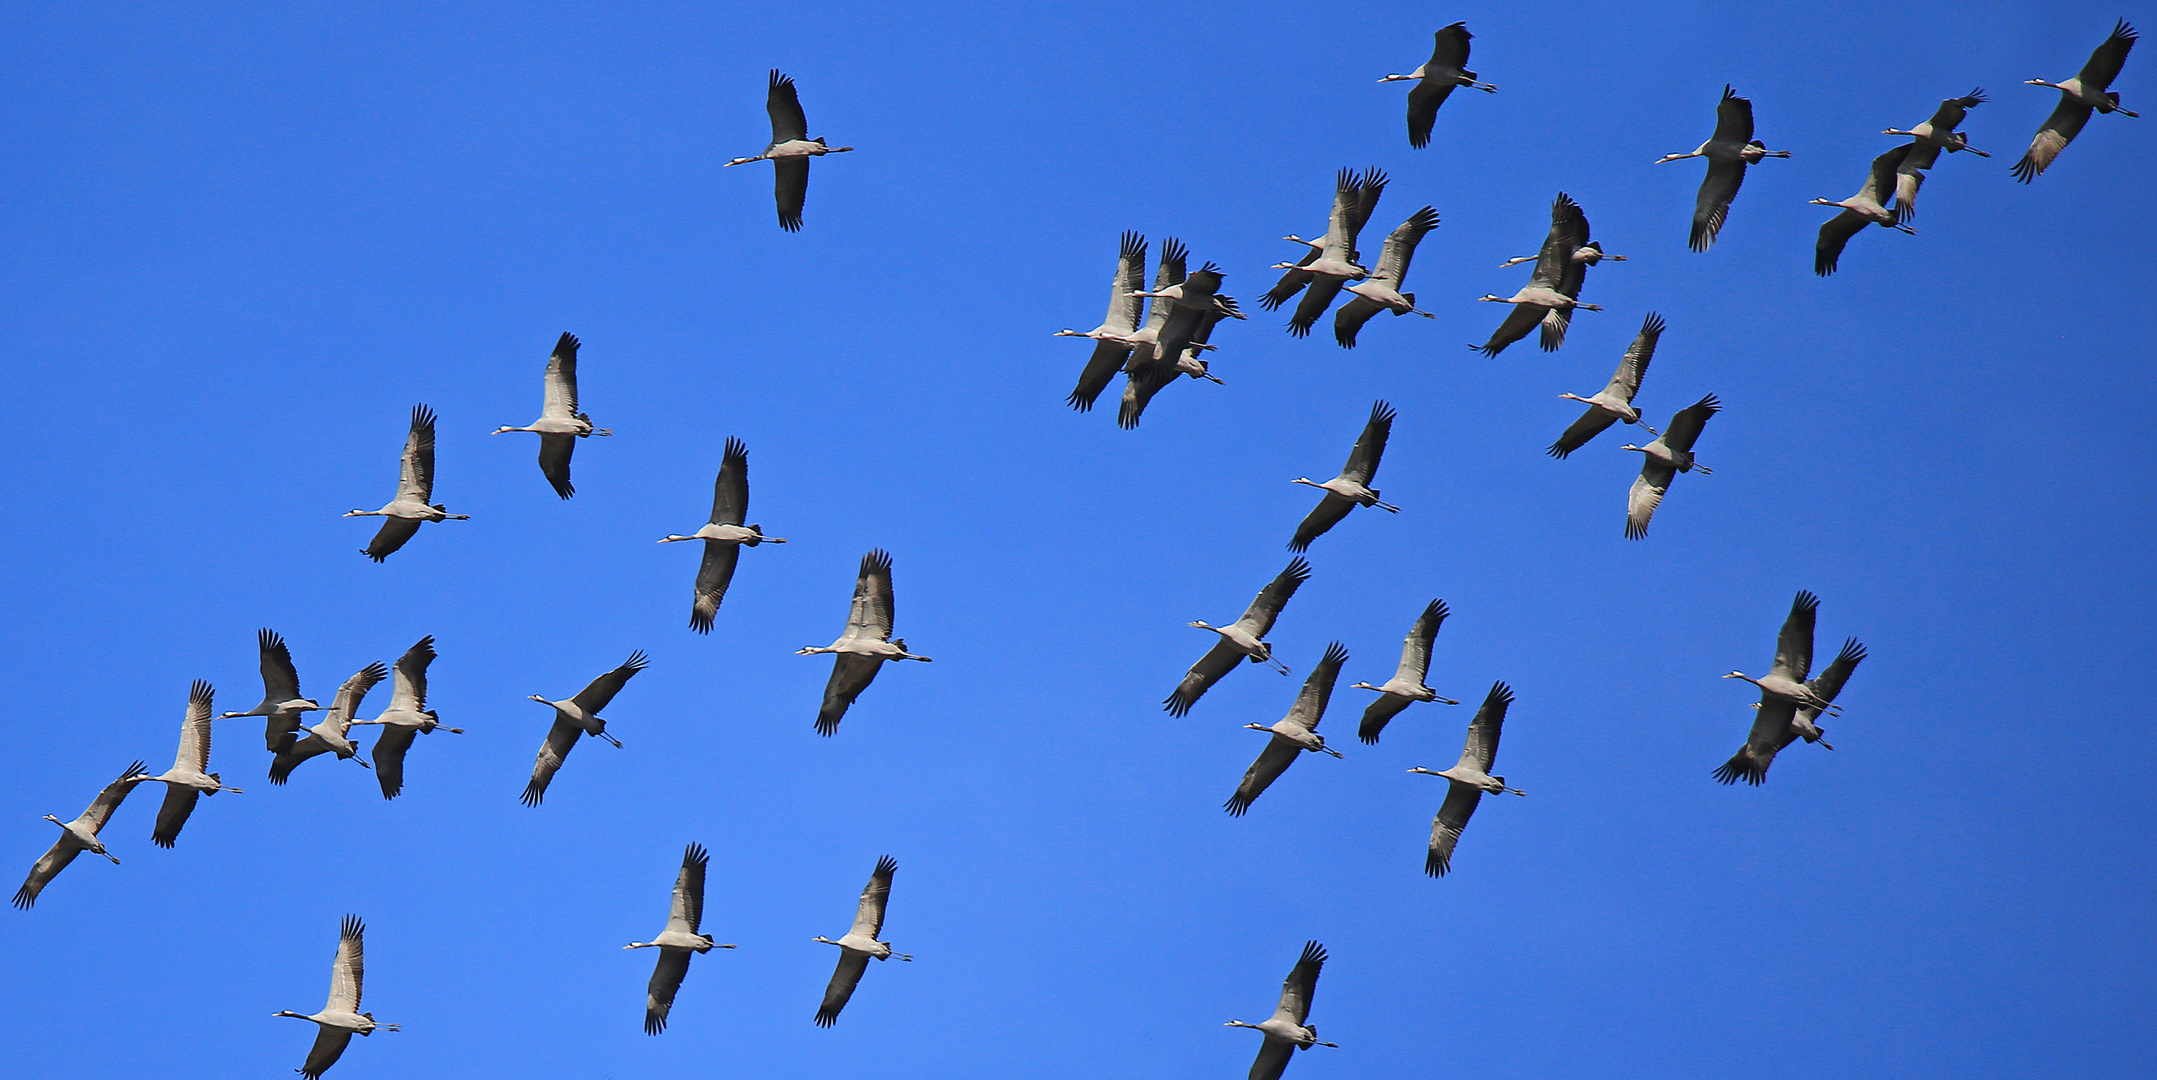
2;2;2152;1077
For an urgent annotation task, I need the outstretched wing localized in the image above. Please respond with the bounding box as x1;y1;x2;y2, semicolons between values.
259;628;304;703
1284;642;1349;733
1714;697;1800;786
537;433;577;499
690;542;742;634
520;717;582;806
362;517;422;563
1611;312;1661;399
328;914;366;1012
1223;736;1299;817
1236;557;1313;638
1340;400;1394;484
1458;681;1513;774
814;950;871;1027
815;653;885;736
1164;637;1244;717
1357;694;1414;745
1549;407;1619;459
1662;394;1720;453
711;438;749;526
1260;247;1318;311
1772;591;1822;683
844;550;897;642
1332;294;1384;348
298;1025;353;1080
174;680;215;775
1625;462;1677;540
773;156;810;232
13;839;83;909
1476;301;1545;357
765;69;808;143
81;761;151;831
1273;940;1326;1025
150;784;200;849
1288;494;1354;553
371;725;418;800
852;855;898;939
1691;158;1746;252
268;733;336;786
1066;338;1135;411
645;947;692;1035
2012;96;2094;182
542;332;581;419
398;404;437;503
1426;780;1483;876
671;842;710;934
2080;19;2139;91
572;651;649;713
1530;193;1587;290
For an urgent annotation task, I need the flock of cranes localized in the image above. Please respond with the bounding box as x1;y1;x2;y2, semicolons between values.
14;17;2139;1080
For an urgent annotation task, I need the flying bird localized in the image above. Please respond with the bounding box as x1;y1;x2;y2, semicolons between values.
1274;169;1386;338
626;842;736;1035
1165;557;1312;716
144;680;241;848
1059;231;1148;412
492;332;611;499
1622;393;1719;539
1379;22;1497;148
659;438;788;633
1549;312;1664;458
271;663;389;786
1655;86;1792;252
521;651;647;806
1884;90;1989;222
1352;599;1460;744
1288;401;1398;552
2014;19;2138;182
1333;206;1440;348
220;628;322;753
348;636;462;800
13;761;149;909
344;405;468;561
726;69;854;231
1224;940;1339;1080
1721;590;1853;734
1716;636;1866;785
1812;146;1918;276
1473;193;1602;356
274;915;398;1079
1409;681;1524;877
1260;170;1385;315
813;855;911;1027
1225;642;1349;817
798;550;930;736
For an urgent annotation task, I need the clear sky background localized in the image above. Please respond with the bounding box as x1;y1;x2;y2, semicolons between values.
2;3;2152;1078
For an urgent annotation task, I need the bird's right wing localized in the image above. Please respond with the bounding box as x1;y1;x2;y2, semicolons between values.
1625;463;1676;540
671;842;710;935
1804;638;1867;706
298;1025;353;1080
851;855;897;939
1773;590;1821;683
12;839;81;909
175;679;220;778
815;653;884;736
1247;1036;1296;1080
1285;276;1347;338
1164;637;1244;717
1459;681;1512;774
1477;301;1544;357
371;725;417;800
1357;694;1413;745
1274;940;1326;1025
537;433;577;499
1224;736;1299;817
1287;493;1354;553
1426;780;1483;876
363;518;422;563
1065;338;1135;411
571;651;649;713
398;404;437;503
1331;294;1384;348
691;541;742;634
1321;168;1359;256
326;663;391;737
1713;698;1799;786
1814;208;1868;277
711;438;749;526
1375;206;1438;285
1399;599;1447;685
1691;158;1745;252
329;914;366;1013
1237;557;1312;638
845;550;897;642
2012;96;2093;182
644;947;691;1034
150;784;200;849
1260;248;1319;311
814;950;870;1027
520;718;582;806
765;69;808;143
269;734;335;786
1548;406;1619;459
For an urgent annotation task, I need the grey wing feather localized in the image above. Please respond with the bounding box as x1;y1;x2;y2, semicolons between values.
645;948;692;1035
815;653;884;736
1612;313;1662;398
371;725;417;800
1375;206;1438;283
1691;159;1745;252
814;951;871;1027
1478;302;1545;356
1066;338;1135;411
1224;736;1299;816
1459;681;1513;773
12;840;81;909
1341;400;1394;483
259;629;304;703
268;734;335;786
852;855;896;939
520;718;581;806
537;433;576;499
1804;638;1867;706
2081;20;2138;89
298;1026;353;1080
711;439;749;525
1549;407;1619;458
846;550;896;641
1663;394;1719;452
572;651;648;713
773;157;809;232
1248;1037;1296;1080
1772;591;1821;682
690;541;741;633
1332;294;1384;348
363;518;421;562
1714;698;1799;785
765;69;808;143
1427;781;1483;876
150;784;200;848
330;914;365;1012
1531;194;1587;289
2013;97;2093;182
82;762;150;830
1357;694;1414;745
672;843;709;934
1288;494;1354;553
1260;249;1319;310
1285;642;1349;731
399;404;436;503
1237;557;1312;636
542;332;580;418
1164;637;1243;717
1286;276;1347;337
1274;940;1325;1024
1712;85;1756;143
1625;464;1675;539
1108;231;1147;332
1814;208;1869;276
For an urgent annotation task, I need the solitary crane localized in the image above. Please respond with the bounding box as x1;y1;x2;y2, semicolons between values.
1655;86;1792;252
1380;22;1497;148
13;761;149;909
1353;599;1460;744
1409;681;1524;877
1333;206;1440;348
1225;940;1339;1080
220;628;322;753
1273;168;1386;338
1549;312;1664;458
659;438;788;633
1885;90;1989;222
813;855;911;1027
1165;557;1312;716
1716;636;1866;785
521;651;647;806
344;405;468;562
1288;401;1398;552
274;915;398;1079
348;637;462;801
271;663;389;786
799;550;931;736
1623;393;1719;539
1813;146;1917;276
492;332;611;499
1473;193;1602;356
726;70;854;231
1060;231;1148;412
626;842;735;1034
1722;590;1851;726
1225;642;1348;817
2014;19;2138;182
145;681;241;848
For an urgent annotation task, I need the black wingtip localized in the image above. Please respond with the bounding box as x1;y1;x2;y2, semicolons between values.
874;854;898;878
1426;851;1451;877
189;680;214;705
1835;638;1868;666
686;841;709;866
1283;556;1313;583
622;650;651;673
1792;590;1821;614
778;214;803;232
860;549;894;575
814;715;842;737
813;1010;839;1028
1163;691;1194;717
689;611;714;634
1713;751;1768;786
1369;399;1396;426
10;886;33;909
554;331;580;357
645;1014;666;1035
1299;940;1328;966
723;436;749;463
519;783;544;807
1223;794;1253;817
1484;681;1514;711
1320;641;1351;668
340;914;365;939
